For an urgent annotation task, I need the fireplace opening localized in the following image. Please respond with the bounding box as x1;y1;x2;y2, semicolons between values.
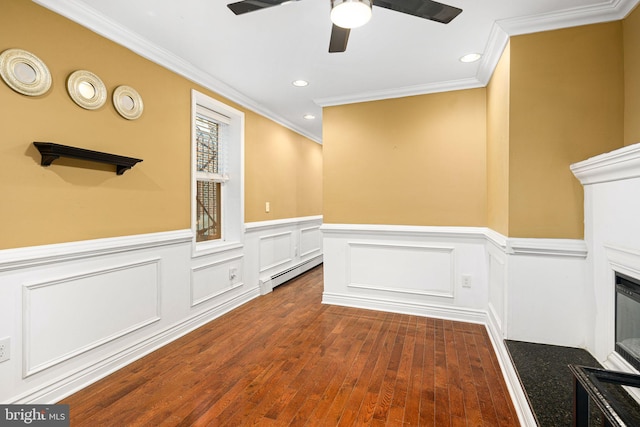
615;272;640;371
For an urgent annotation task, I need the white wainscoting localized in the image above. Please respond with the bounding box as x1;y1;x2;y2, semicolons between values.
322;224;489;324
0;231;193;403
245;216;323;294
0;211;595;426
258;231;294;273
487;244;507;337
348;242;455;298
0;221;303;404
23;258;161;377
486;233;587;427
191;255;244;307
0;217;323;404
502;239;588;348
300;225;322;258
483;231;589;348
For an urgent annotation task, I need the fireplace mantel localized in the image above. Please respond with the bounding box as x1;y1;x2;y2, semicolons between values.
571;141;640;386
571;142;640;185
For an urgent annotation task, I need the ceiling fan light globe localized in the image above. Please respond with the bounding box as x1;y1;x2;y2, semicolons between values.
330;0;372;29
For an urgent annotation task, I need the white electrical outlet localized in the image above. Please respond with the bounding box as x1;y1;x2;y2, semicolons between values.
461;274;472;288
265;202;270;213
229;267;238;281
0;337;10;363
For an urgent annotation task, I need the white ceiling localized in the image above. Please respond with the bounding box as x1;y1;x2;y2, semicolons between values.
35;0;638;143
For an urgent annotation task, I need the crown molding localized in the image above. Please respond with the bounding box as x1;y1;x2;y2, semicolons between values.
498;0;640;36
475;23;510;86
314;77;484;108
571;142;640;185
317;0;639;107
32;0;322;144
33;0;639;140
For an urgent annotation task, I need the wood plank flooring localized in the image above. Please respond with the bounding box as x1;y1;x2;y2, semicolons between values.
61;265;519;426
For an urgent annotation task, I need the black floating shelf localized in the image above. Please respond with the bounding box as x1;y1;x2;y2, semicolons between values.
33;142;143;175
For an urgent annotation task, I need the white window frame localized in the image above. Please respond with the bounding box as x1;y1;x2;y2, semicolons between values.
191;89;244;254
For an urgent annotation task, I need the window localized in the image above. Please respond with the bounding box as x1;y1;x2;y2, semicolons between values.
192;90;244;250
195;109;227;241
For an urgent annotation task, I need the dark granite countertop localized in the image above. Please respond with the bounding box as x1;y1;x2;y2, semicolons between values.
505;340;602;426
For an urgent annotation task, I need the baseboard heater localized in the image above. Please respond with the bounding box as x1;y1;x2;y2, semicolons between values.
259;254;323;293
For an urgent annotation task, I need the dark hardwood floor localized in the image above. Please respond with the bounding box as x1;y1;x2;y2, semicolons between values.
61;265;519;426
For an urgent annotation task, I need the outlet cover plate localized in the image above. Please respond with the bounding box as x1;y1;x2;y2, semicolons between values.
0;337;10;362
461;274;472;288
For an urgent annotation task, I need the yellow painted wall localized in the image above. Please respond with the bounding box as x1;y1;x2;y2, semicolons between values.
323;89;487;227
296;135;323;218
508;23;624;238
324;21;626;238
244;112;322;221
486;42;511;236
0;0;321;250
624;5;640;146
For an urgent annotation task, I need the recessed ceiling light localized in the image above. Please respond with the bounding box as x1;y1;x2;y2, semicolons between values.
460;53;482;63
292;80;309;87
303;114;315;120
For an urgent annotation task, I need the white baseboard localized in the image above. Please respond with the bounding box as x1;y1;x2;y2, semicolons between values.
485;310;538;427
322;292;487;324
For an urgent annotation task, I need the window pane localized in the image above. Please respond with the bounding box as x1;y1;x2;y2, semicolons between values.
196;180;221;241
196;114;219;174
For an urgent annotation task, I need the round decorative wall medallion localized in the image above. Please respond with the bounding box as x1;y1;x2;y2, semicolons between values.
113;85;143;120
0;48;52;96
67;70;107;110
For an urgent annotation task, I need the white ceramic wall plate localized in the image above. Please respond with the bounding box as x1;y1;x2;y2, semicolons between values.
67;70;107;110
113;85;143;120
0;48;52;96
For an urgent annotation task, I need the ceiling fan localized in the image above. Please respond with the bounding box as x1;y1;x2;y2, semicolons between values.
227;0;462;53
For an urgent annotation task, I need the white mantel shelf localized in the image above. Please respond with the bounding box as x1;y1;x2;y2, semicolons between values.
571;142;640;185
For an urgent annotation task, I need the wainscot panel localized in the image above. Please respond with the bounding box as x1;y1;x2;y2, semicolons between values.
300;225;322;258
321;224;489;318
503;248;588;347
487;244;507;336
191;255;244;307
245;216;323;294
259;231;294;273
23;259;161;377
348;242;455;298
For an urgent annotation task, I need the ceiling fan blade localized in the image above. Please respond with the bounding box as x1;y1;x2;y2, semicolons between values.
329;25;350;53
373;0;462;24
227;0;292;15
